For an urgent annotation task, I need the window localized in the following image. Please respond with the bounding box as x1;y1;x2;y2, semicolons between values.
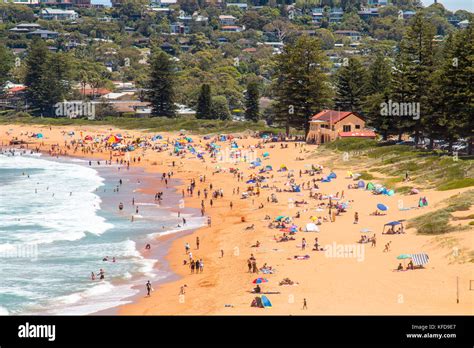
343;125;351;132
355;125;361;129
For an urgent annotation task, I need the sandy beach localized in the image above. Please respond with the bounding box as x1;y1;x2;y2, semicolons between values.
1;124;472;315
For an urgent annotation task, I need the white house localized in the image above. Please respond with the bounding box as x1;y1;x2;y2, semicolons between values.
40;8;79;21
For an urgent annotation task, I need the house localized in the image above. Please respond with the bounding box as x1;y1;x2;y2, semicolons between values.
8;0;39;4
170;22;189;34
306;110;376;144
39;0;73;7
221;25;243;33
368;0;389;5
9;23;42;34
226;3;248;10
311;7;324;26
219;15;237;26
329;8;344;23
26;29;59;39
358;8;379;20
334;30;362;42
458;19;470;29
150;0;177;7
40;8;78;21
402;10;416;19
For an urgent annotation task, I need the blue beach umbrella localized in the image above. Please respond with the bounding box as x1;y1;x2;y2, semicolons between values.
377;203;388;211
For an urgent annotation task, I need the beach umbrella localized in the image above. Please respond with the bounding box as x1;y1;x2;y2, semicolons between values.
252;278;268;284
397;254;412;260
377;203;388;211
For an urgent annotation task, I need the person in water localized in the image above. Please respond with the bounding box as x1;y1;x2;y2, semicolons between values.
119;202;124;211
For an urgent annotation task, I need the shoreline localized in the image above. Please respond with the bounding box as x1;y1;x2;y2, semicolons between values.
1;124;473;315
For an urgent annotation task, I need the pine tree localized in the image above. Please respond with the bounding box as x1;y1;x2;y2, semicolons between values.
245;81;260;122
210;96;231;120
24;39;51;115
334;57;367;114
392;13;436;144
363;54;396;140
434;23;474;153
196;83;212;119
0;45;14;93
147;50;176;117
273;35;332;136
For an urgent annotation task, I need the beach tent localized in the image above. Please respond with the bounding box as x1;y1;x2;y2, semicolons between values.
265;165;273;171
387;189;395;196
383;221;402;233
366;182;375;191
251;161;261;167
36;133;43;139
151;135;162;141
304;223;320;232
84;135;93;141
68;131;75;136
328;172;337;179
410;188;420;195
377;203;388;211
321;178;331;183
411;253;429;266
263;152;269;157
279;165;288;171
261;295;272;308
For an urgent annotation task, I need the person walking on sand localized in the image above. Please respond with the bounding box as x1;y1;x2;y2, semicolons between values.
303;298;307;310
247;259;252;273
354;212;359;224
302;238;307;251
199;258;203;273
230;201;233;210
196;237;200;250
190;260;195;274
185;242;190;253
371;234;376;247
146;280;152;297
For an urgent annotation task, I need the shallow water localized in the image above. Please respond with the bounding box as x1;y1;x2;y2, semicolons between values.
0;151;204;315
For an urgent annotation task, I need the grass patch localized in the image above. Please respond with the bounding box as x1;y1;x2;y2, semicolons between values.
359;171;375;180
319;139;474;191
408;190;474;235
438;178;474;191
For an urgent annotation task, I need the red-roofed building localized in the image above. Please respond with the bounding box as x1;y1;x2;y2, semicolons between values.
307;110;374;144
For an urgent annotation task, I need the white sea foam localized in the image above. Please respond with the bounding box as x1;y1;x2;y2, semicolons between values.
0;154;112;245
0;306;9;315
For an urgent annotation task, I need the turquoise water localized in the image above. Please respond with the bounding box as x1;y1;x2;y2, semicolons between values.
0;151;203;315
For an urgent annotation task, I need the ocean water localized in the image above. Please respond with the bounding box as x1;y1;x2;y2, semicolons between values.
0;151;204;315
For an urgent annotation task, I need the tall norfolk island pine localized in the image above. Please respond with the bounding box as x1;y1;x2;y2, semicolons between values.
147;50;177;117
273;35;332;136
196;83;212;119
